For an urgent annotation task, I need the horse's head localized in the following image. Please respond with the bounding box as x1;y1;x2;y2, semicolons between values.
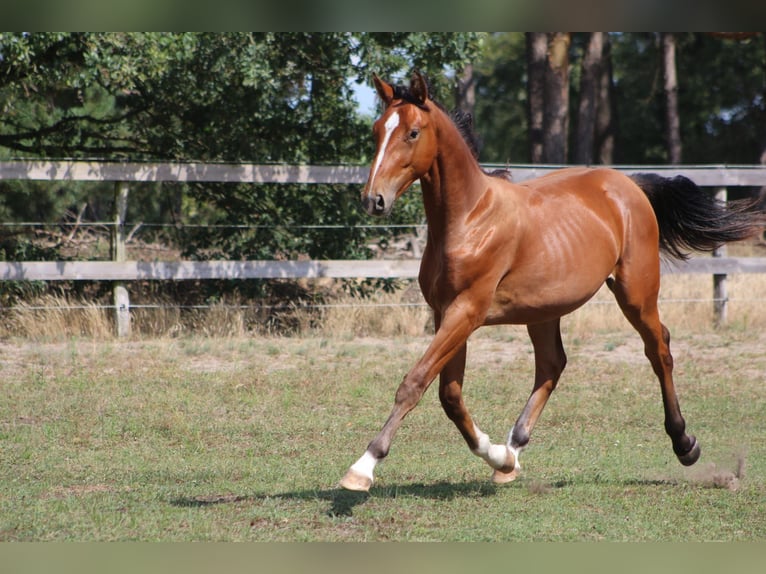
361;72;438;217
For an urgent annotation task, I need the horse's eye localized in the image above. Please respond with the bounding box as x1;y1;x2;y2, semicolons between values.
409;129;420;141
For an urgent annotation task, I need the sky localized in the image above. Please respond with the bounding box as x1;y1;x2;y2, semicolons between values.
351;80;378;116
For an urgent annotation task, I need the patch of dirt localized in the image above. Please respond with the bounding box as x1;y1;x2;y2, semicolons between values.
687;456;746;492
2;328;763;383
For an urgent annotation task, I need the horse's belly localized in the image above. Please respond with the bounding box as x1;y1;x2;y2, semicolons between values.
484;272;607;325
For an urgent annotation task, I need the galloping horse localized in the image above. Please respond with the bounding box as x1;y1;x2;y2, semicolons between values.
340;72;761;492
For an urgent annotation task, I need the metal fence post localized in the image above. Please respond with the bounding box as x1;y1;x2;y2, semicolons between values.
112;182;130;337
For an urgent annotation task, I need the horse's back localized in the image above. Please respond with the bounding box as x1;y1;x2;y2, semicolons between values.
520;167;645;203
516;167;657;247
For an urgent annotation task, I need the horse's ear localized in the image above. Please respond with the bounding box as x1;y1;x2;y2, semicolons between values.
373;74;394;106
410;71;429;106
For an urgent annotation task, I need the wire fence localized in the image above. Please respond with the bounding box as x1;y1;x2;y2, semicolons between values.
0;222;428;229
5;296;766;313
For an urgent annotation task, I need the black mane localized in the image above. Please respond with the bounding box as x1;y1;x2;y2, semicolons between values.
449;107;482;160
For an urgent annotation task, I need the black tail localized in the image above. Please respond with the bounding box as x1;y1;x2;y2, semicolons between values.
631;173;764;260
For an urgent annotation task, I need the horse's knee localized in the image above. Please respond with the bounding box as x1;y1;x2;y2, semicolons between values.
394;380;418;407
394;368;429;409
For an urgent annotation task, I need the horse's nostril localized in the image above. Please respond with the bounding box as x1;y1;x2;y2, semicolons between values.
362;193;388;216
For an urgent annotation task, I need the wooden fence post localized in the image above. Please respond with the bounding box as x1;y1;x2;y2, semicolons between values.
111;182;130;337
713;187;728;326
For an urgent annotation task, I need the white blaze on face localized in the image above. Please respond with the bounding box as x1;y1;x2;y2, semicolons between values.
367;110;400;192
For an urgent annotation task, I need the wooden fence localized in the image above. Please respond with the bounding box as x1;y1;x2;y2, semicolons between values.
2;160;765;336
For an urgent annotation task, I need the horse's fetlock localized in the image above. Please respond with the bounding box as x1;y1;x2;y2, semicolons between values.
367;443;389;461
510;426;530;450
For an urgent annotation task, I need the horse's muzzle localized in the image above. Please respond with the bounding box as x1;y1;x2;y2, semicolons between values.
362;193;388;217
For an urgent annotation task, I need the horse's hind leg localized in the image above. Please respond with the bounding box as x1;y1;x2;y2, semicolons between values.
439;343;517;479
498;319;567;483
607;272;701;466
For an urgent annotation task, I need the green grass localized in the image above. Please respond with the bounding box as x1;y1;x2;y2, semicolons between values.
1;328;765;541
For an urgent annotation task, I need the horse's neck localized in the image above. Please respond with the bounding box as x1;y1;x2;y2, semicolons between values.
420;118;486;234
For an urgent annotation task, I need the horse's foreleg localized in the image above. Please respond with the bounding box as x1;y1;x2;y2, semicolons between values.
339;305;479;492
438;343;517;478
499;320;567;483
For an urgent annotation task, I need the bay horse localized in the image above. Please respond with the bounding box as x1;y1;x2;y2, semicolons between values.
339;71;761;492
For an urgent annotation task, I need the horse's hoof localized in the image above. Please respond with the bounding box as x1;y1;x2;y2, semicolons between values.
677;436;701;466
491;468;519;484
339;468;373;492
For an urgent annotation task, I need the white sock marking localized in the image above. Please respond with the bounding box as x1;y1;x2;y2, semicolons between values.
472;423;521;470
506;429;522;470
349;450;377;481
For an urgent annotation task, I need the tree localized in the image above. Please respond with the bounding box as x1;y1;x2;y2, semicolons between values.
594;34;616;164
526;33;547;163
574;32;605;164
673;33;766;165
472;33;765;169
542;33;571;164
661;33;683;163
469;33;528;164
0;33;482;266
454;63;476;117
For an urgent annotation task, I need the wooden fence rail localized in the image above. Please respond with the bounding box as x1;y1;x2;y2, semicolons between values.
3;257;766;282
2;160;765;335
3;159;766;185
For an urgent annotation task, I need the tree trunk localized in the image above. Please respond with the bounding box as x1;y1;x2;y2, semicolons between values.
526;33;547;163
542;32;571;164
574;32;605;164
455;62;476;115
454;63;477;155
662;32;683;164
595;33;616;164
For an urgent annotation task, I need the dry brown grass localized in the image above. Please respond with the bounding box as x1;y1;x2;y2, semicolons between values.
310;290;432;338
1;295;114;340
131;300;250;338
2;272;765;340
567;272;766;334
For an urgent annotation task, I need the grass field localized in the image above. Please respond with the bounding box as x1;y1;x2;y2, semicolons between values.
1;314;765;541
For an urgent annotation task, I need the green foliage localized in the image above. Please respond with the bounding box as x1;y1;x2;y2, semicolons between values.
675;33;766;164
0;33;478;277
472;33;529;164
609;32;668;163
473;32;766;165
601;32;766;164
354;33;484;102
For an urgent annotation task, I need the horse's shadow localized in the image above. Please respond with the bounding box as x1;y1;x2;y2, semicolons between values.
170;480;500;517
170;476;686;517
